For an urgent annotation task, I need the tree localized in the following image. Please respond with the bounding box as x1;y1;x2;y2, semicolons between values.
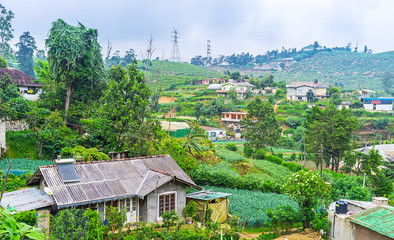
230;71;240;80
123;48;136;66
0;4;14;57
282;169;331;229
46;19;104;125
99;64;159;152
193;102;204;120
306;105;359;172
15;31;37;77
306;89;314;102
242;98;281;150
227;89;238;101
0;55;7;68
381;72;393;95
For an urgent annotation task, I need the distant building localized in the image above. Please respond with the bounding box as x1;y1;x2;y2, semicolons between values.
337;101;351;109
216;82;254;99
199;78;225;85
207;84;222;90
363;98;393;111
200;126;226;140
281;57;294;63
160;121;190;138
359;89;375;99
355;144;394;163
221;112;247;131
0;68;43;100
286;80;329;101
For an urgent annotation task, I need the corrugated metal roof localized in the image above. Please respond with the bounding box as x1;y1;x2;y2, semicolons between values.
350;206;394;238
186;190;232;201
355;144;394;162
0;68;43;87
27;155;200;208
0;188;55;213
160;121;190;131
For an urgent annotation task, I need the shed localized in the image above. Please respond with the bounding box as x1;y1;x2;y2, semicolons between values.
0;187;55;213
186;190;231;223
160;121;190;138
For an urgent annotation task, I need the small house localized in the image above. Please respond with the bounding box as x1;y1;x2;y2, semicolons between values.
337;101;351;109
160;121;190;138
216;82;254;99
200;126;226;140
363;98;393;111
0;68;43;100
23;155;201;227
221;112;247;131
186;190;232;223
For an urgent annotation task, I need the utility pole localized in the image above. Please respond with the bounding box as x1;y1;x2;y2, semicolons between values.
206;40;211;66
170;28;181;62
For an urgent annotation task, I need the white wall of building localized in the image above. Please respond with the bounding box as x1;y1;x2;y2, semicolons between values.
363;104;393;111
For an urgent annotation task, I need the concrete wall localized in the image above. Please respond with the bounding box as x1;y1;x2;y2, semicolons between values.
6;120;29;131
352;223;391;240
328;212;354;240
363;103;392;111
37;208;51;236
140;181;187;222
315;88;327;96
0;119;6;153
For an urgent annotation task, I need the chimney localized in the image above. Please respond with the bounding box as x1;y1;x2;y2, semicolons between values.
372;197;388;206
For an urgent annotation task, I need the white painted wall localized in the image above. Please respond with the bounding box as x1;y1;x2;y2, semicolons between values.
363;104;393;111
0;119;6;152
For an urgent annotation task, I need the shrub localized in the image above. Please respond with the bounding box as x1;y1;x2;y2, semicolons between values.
184;201;197;219
0;57;7;68
253;149;267;159
281;161;302;172
14;210;37;226
290;153;297;161
243;145;255;157
225;143;238;151
265;155;283;165
215;147;244;163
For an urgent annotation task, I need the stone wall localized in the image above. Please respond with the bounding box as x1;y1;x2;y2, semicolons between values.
0;120;6;154
0;119;29;154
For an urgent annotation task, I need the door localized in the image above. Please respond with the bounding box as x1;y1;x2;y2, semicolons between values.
126;197;137;223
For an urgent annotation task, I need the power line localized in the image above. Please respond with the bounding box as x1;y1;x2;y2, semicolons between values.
170;28;181;62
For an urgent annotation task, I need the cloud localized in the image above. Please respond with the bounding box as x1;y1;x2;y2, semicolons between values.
2;0;393;60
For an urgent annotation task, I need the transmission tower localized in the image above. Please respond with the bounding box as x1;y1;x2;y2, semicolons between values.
206;40;212;66
170;28;181;62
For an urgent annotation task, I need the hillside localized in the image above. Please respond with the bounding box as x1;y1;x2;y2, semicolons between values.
273;50;394;91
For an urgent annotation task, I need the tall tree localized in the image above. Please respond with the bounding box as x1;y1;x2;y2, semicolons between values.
381;72;393;95
306;105;359;172
45;19;104;125
0;4;14;57
15;31;37;77
242;97;281;150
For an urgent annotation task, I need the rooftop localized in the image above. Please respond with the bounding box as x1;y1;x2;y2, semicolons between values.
160;121;190;131
0;68;43;87
186;190;232;201
355;144;394;162
286;81;329;88
0;188;55;213
350;206;394;238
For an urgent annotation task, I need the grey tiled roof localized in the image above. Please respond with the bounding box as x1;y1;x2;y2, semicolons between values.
27;155;200;208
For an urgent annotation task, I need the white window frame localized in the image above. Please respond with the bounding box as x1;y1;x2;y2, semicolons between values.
157;191;177;220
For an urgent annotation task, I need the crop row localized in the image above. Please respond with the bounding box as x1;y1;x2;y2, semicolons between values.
0;158;54;172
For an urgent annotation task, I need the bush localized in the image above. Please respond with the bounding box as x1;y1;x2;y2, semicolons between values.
0;57;7;68
243;145;255;157
184;201;197;219
265;155;283;165
290;153;297;161
14;210;37;226
253;149;267;160
225;143;238;151
281;161;302;172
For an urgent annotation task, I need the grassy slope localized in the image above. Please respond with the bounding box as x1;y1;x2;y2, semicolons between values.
273;50;394;91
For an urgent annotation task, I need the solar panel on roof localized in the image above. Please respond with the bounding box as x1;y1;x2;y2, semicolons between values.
57;163;79;183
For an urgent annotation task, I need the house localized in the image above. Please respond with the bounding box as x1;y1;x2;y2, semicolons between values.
363;98;393;111
0;68;43;100
337;101;351;109
286;80;329;101
216;82;255;99
160;121;190;138
358;89;375;99
23;155;201;226
221;112;247;132
199;78;225;85
200;126;226;140
186;190;232;223
328;197;392;240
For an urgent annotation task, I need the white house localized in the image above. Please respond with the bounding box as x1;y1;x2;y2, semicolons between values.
363;98;393;111
286;80;329;101
201;126;226;140
216;82;254;99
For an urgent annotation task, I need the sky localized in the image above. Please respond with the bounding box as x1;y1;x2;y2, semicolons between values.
2;0;394;61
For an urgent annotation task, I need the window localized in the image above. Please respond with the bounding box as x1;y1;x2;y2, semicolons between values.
159;193;176;216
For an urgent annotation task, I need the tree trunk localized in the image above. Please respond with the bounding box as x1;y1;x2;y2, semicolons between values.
64;81;73;126
38;140;43;159
320;161;323;178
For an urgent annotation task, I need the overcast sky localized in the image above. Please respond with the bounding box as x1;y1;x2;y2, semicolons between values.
3;0;394;61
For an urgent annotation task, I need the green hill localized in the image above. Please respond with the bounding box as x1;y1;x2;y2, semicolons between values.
273;50;394;91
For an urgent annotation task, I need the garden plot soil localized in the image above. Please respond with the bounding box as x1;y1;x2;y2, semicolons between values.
158;96;177;104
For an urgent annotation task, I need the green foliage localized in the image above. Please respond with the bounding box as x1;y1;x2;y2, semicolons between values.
162;210;179;232
253;149;267;159
373;118;389;129
0;172;32;192
105;206;127;239
61;146;109;161
204;185;299;226
215;147;244;163
0;208;45;240
14;210;37;226
242;98;281;150
310;208;330;234
265;155;283;165
15;31;37;77
184;201;197;219
0;4;15;57
266;205;301;235
250;159;293;182
0;56;7;67
347;186;372;201
225;143;238;151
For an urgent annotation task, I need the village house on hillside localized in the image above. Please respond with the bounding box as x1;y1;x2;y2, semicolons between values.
286;80;329;101
216;82;254;99
199;78;225;85
2;155;202;229
0;68;43;100
362;98;394;111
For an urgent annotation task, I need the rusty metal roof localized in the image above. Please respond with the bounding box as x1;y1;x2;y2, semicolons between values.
350;206;394;238
0;68;43;87
27;155;201;208
0;188;55;213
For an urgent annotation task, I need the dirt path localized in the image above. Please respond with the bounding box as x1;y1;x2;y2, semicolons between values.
274;99;284;112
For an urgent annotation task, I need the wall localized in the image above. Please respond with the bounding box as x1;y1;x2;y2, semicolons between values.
0;119;6;153
37;208;51;236
0;119;29;154
363;103;393;111
328;212;354;240
141;181;187;222
315;88;327;96
352;223;391;240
